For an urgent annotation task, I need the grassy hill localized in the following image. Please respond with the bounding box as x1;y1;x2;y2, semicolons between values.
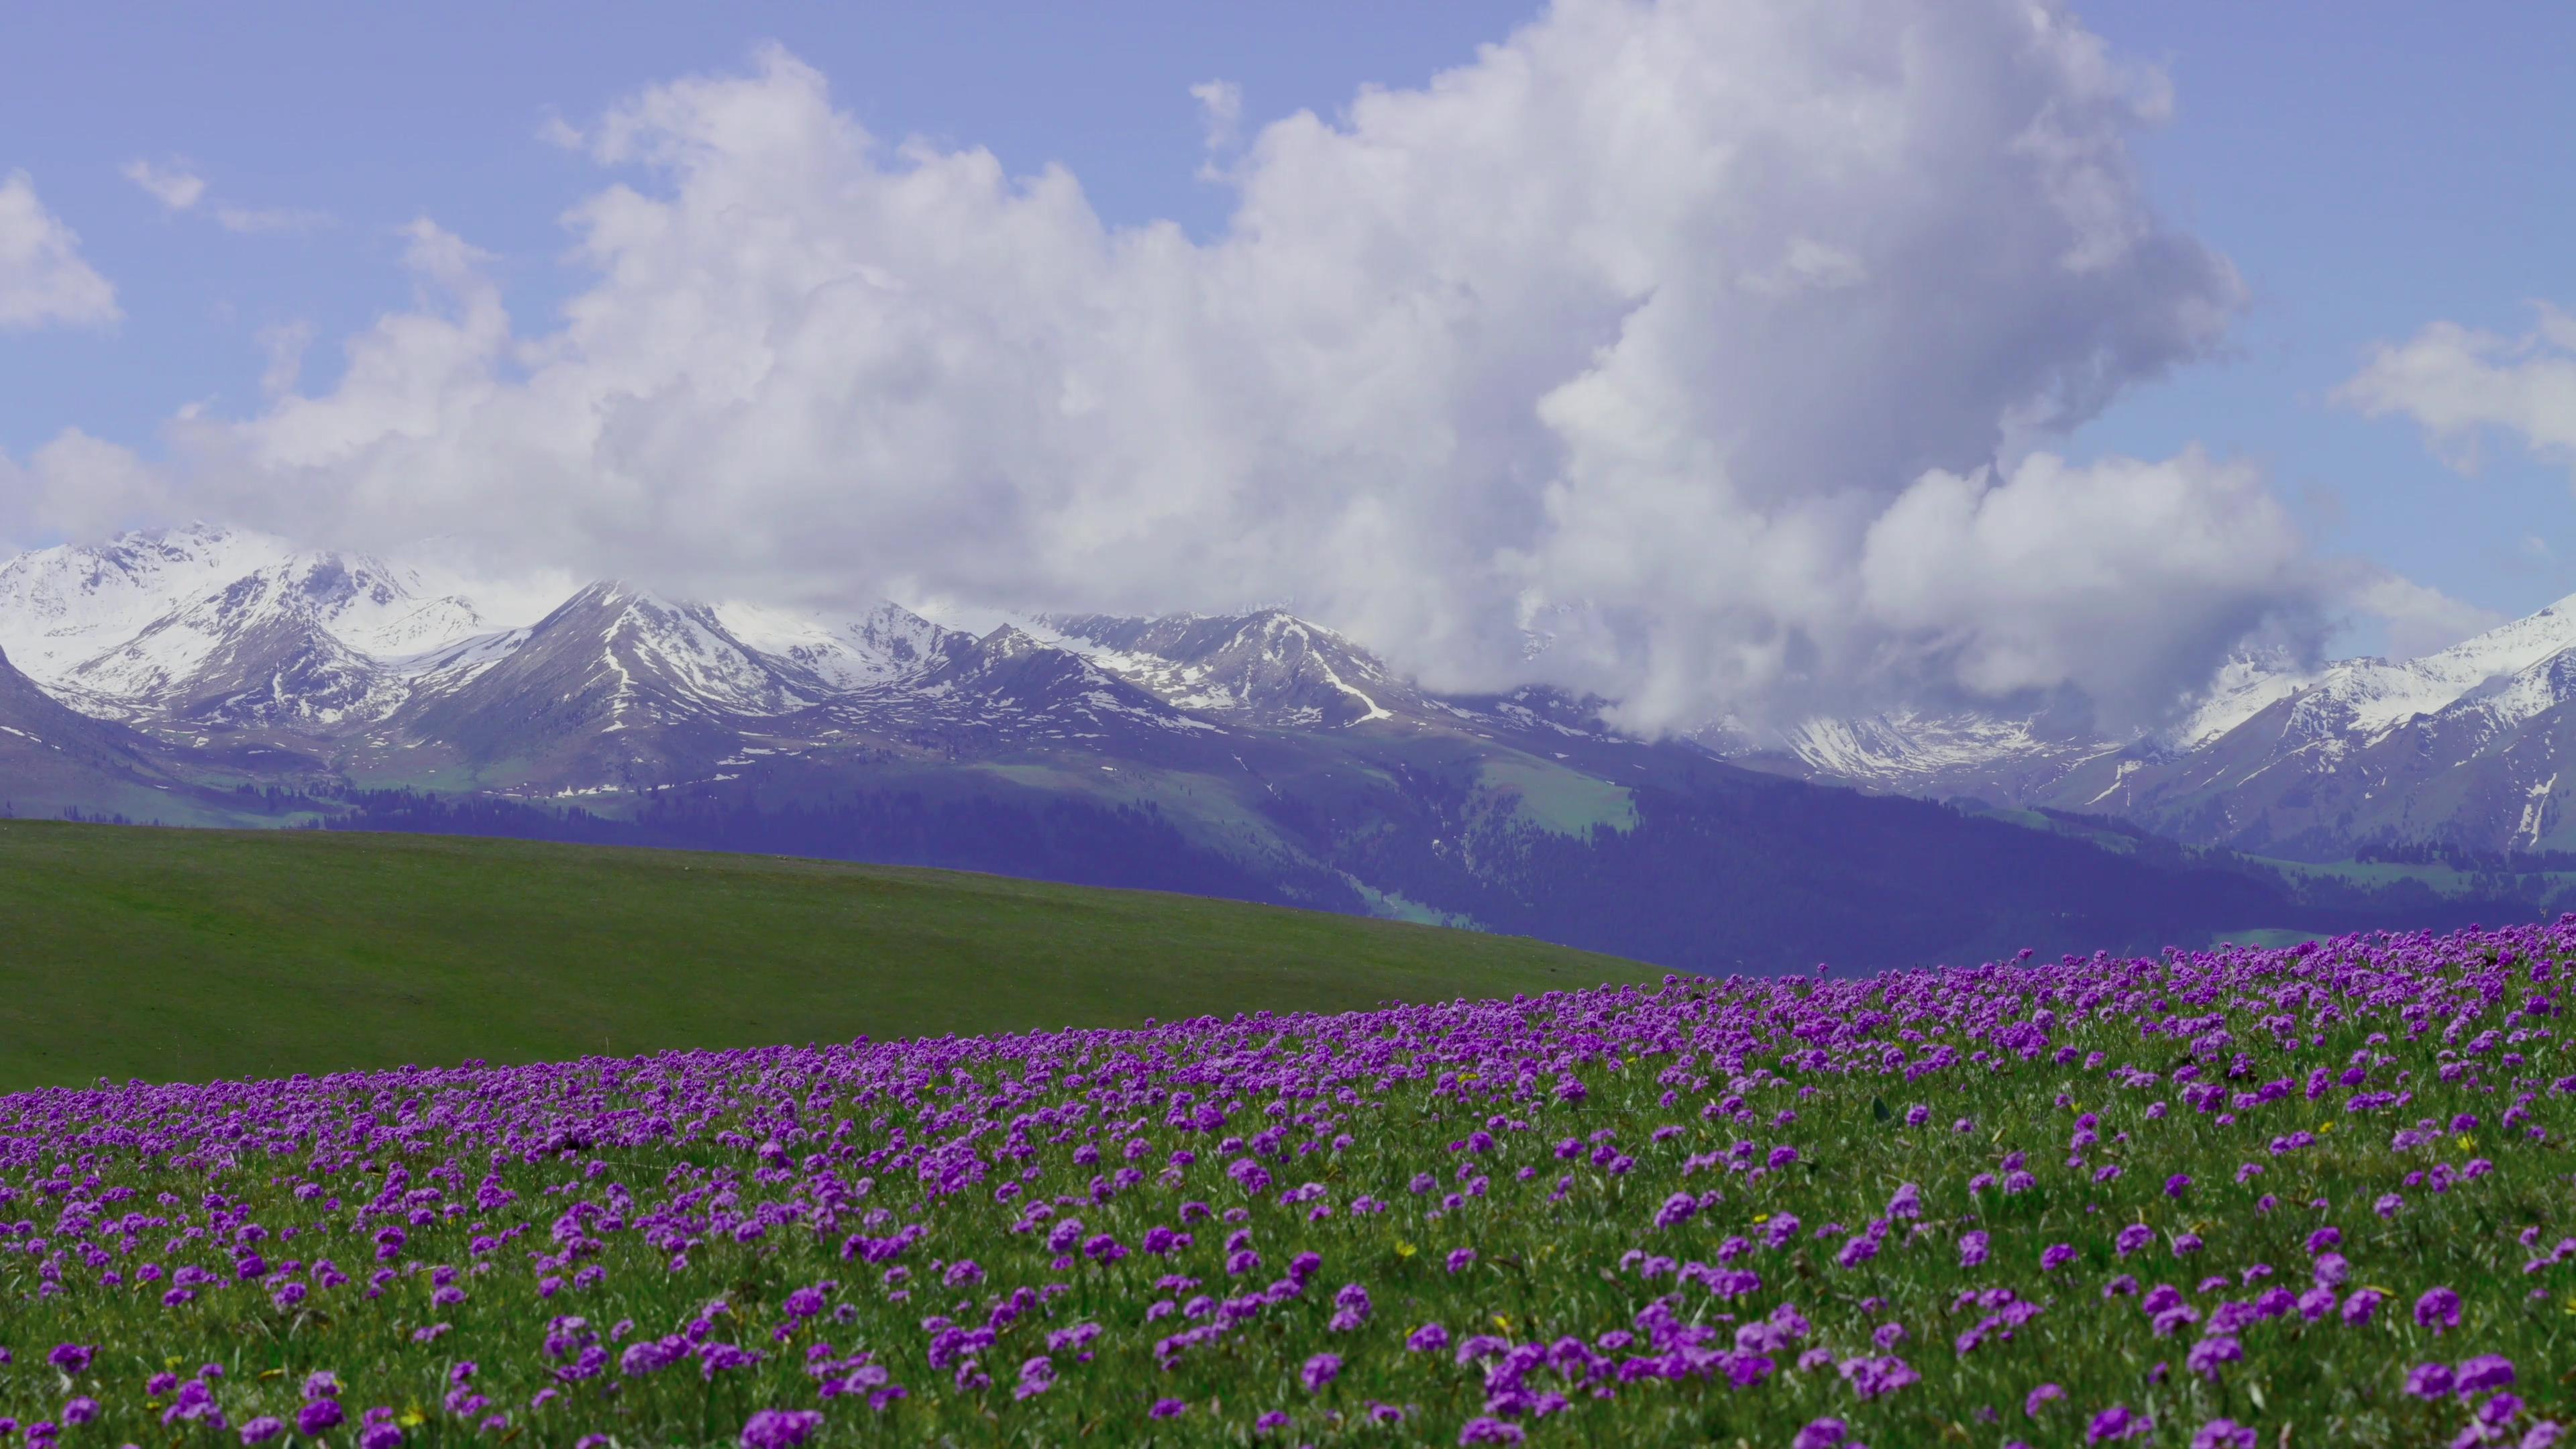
0;820;1656;1092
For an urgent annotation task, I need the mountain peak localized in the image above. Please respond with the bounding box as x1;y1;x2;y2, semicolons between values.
1032;608;1405;727
976;624;1044;659
562;579;648;610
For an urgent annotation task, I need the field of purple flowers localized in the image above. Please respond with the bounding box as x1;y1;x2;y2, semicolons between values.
5;923;2576;1448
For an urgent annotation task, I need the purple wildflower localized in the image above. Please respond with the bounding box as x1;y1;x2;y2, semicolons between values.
2415;1286;2463;1334
2457;1355;2517;1394
2406;1362;2457;1399
2087;1404;2153;1442
1794;1419;1850;1449
2191;1420;2257;1449
740;1409;824;1448
1300;1353;1341;1393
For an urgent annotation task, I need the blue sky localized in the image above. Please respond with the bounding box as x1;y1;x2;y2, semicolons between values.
1;1;1535;447
2;1;2571;717
2068;2;2576;635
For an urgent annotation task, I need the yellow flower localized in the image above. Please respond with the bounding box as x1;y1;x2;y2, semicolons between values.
398;1409;427;1429
1492;1315;1514;1333
2316;1121;2335;1134
1396;1242;1417;1258
1753;1214;1771;1224
2457;1134;2477;1152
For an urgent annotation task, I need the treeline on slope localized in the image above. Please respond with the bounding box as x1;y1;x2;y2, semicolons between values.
101;773;2568;976
1317;774;2553;974
2355;837;2576;873
311;786;1352;913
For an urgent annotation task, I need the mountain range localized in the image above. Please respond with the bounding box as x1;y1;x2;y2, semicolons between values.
1719;597;2576;862
0;524;2553;971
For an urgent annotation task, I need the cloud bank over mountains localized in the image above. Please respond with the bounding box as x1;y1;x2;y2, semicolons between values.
0;0;2499;732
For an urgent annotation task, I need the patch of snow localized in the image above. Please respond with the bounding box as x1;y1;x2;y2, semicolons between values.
2522;772;2561;848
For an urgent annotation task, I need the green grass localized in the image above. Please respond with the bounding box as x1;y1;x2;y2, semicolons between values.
0;819;1655;1092
1475;757;1640;838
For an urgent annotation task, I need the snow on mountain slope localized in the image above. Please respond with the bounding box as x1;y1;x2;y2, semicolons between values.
553;584;812;721
1719;600;2576;810
64;555;488;722
1719;704;2121;804
25;521;2576;859
385;628;532;688
380;582;832;779
1036;610;1411;727
2167;649;2314;748
911;625;1216;736
710;599;955;692
0;524;293;686
0;526;498;729
2445;647;2576;745
2277;596;2576;740
1778;710;2072;781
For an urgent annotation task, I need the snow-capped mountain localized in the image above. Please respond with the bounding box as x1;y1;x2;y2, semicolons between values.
0;523;294;684
5;523;2557;970
1721;704;2118;802
0;525;493;729
2040;599;2576;858
0;527;1449;804
1715;592;2576;859
1034;610;1414;729
2284;600;2576;739
706;600;951;693
23;521;2576;866
1707;647;2322;796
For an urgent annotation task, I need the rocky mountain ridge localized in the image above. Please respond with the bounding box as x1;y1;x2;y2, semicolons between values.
0;523;2544;969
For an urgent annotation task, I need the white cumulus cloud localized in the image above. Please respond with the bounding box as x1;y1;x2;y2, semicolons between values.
21;1;2424;730
122;156;328;233
1855;449;2317;726
1190;79;1244;157
121;158;209;212
2338;570;2507;662
0;429;170;543
0;172;119;330
2337;303;2576;479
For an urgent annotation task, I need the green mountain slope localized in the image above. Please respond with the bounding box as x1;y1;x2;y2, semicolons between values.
0;820;1656;1091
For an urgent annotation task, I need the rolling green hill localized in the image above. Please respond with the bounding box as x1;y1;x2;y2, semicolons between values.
0;820;1656;1092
